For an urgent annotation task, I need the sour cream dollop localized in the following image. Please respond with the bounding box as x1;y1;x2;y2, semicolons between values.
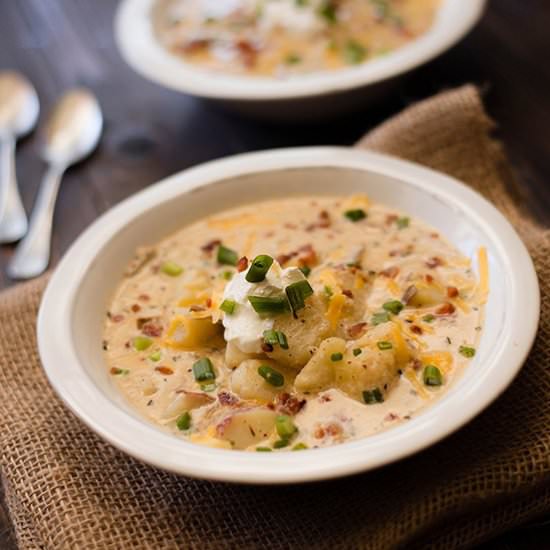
221;259;305;353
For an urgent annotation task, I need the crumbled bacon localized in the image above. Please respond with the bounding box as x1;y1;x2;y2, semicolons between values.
201;239;221;254
412;358;422;371
138;294;150;302
389;244;414;257
131;304;141;313
306;210;331;231
385;413;400;421
236;256;249;272
206;298;212;308
410;325;423;335
436;302;456;315
261;342;274;353
314;422;343;439
385;214;399;225
297;244;317;267
236;39;258;68
447;286;459;298
276;253;293;266
319;394;332;403
178;39;211;54
425;274;434;284
111;314;124;323
155;366;173;375
189;305;207;312
218;391;239;406
426;256;443;268
141;321;163;337
380;266;400;278
348;322;368;338
401;285;417;305
342;289;353;299
275;393;306;416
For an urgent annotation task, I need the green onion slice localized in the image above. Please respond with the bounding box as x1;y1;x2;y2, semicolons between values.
343;40;367;64
292;443;308;451
396;217;410;229
371;312;390;325
192;357;216;382
276;415;298;439
219;299;236;315
363;388;384;404
148;351;162;362
299;265;311;278
353;348;362;356
285;280;314;317
176;411;191;431
344;209;367;222
382;300;404;315
245;254;274;283
330;352;343;362
256;447;273;452
459;345;476;358
423;365;443;386
161;261;183;277
422;314;436;323
248;295;290;315
217;245;238;266
273;439;289;449
133;336;153;351
377;341;393;350
258;365;285;387
263;330;289;350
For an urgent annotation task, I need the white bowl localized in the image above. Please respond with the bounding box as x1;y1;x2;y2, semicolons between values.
38;147;539;484
115;0;487;120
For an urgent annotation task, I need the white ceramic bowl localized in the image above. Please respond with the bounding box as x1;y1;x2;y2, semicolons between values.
115;0;487;120
38;147;539;484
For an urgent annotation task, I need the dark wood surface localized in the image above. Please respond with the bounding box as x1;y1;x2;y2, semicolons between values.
1;1;549;548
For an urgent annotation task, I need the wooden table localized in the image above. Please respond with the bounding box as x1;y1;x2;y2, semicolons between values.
1;1;549;547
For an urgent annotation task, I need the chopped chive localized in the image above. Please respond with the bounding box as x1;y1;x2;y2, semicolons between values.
263;329;289;349
382;300;404;315
330;352;343;362
220;299;236;315
396;217;410;229
377;341;393;350
459;345;476;358
110;367;129;376
353;348;362;356
292;442;308;451
192;357;216;382
344;209;367;222
422;314;436;323
295;0;308;6
256;446;273;452
285;279;314;316
246;254;274;283
217;245;238;266
299;265;311;277
258;365;285;387
222;270;234;280
200;383;216;392
273;439;289;449
363;388;384;404
248;295;290;315
285;53;302;65
133;336;153;351
371;312;390;325
324;285;333;298
423;365;443;386
148;351;162;362
276;415;297;439
318;0;337;23
343;40;367;64
277;331;289;349
176;411;191;431
160;261;183;276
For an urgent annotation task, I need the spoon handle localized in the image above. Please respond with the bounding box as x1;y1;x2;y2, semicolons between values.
7;164;64;279
0;135;28;243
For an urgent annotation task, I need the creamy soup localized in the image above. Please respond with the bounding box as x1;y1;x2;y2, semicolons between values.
104;195;487;452
152;0;440;76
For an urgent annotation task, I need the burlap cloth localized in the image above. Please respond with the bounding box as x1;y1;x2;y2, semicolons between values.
1;85;549;550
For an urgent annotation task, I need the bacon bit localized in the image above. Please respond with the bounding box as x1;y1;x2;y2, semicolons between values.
218;391;239;406
141;322;163;337
206;298;212;308
319;394;332;403
261;342;274;353
110;367;121;375
410;325;423;335
313;426;325;439
284;223;298;230
306;211;331;231
402;285;417;305
276;253;293;266
138;294;150;302
216;416;232;438
412;358;423;371
137;317;152;329
236;39;258;68
189;305;207;312
385;214;398;225
112;314;124;323
426;256;443;268
430;233;439;239
447;286;459;298
155;366;173;375
348;322;368;338
325;422;343;437
385;413;400;421
425;274;434;284
131;304;141;313
297;244;317;267
380;266;400;278
236;256;249;272
389;244;414;257
275;393;306;416
436;302;456;315
342;289;353;299
201;239;221;254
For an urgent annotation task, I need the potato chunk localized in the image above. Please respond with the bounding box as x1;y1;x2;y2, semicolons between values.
407;284;446;308
215;408;277;449
267;295;331;369
164;316;224;350
231;359;292;402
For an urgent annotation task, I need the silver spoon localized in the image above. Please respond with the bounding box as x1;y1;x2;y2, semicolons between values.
7;88;103;279
0;71;40;243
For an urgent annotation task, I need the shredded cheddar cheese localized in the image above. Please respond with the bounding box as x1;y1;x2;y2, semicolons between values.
326;293;346;329
477;246;489;304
